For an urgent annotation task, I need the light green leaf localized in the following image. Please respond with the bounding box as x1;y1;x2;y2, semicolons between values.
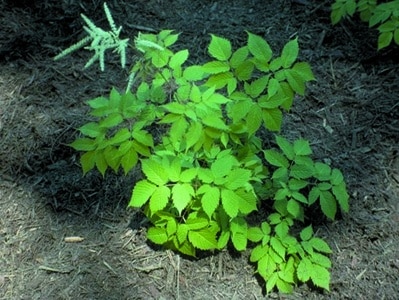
250;244;268;262
208;34;232;61
132;129;154;147
258;253;277;280
202;61;230;74
120;147;138;174
270;236;286;259
247;31;272;63
80;151;96;174
300;225;313;241
149;185;171;213
176;224;189;244
235;60;254;81
185;217;209;230
246;104;263;135
246;75;269;98
108;128;131;145
281;38;299;68
247;226;264;242
169;49;189;69
172;183;194;215
211;155;236;178
275;135;294;160
276;277;294;294
225;169;252;190
217;230;230;249
188;229;218;250
264;149;289;168
267;78;280;98
142;159;169;185
310;264;330;291
95;151;108;176
179;168;198;183
183;65;206;81
287;199;303;220
147;227;168;245
202;115;229;130
230;46;249;68
221;189;240;218
314;162;331;181
201;186;220;218
231;232;247;251
129;180;157;207
99;113;123;128
297;256;312;282
308;186;320;205
292;62;315;82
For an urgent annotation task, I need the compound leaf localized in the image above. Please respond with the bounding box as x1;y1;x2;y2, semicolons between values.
309;237;332;254
169;49;189;70
221;189;240;218
310;264;330;291
320;190;337;220
201;186;220;218
262;108;283;131
248;226;264;242
264;149;289;168
332;182;350;212
202;61;230;74
149;185;171;213
247;31;272;64
293;139;312;156
297;256;312;282
142;159;169;185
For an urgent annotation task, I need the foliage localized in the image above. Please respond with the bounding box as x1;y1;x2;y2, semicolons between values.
56;3;350;294
331;0;399;50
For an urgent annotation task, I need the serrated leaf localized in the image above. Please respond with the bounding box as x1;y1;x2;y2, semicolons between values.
310;252;332;268
330;168;344;185
264;149;289;168
293;139;312;156
188;229;218;250
202;115;229;130
142;159;169;185
296;257;312;282
320;190;337;220
224;168;251;190
288;178;308;190
208;34;232;61
270;236;286;259
310;237;332;254
129;180;157;207
147;227;168;245
230;46;249;68
109;128;131;145
247;75;269;98
246;103;263;135
87;96;109;109
217;230;230;249
332;182;350;212
185;217;209;230
275;136;294;160
169;49;189;69
132;129;154;147
308;186;320;205
310;264;330;291
262;108;283;131
281;38;299;68
183;65;206;81
258;253;277;280
221;189;240;218
120;147;138;174
250;244;268;262
80;151;96;174
247;31;272;63
236;189;257;214
276;277;294;294
235;60;254;81
211;154;237;178
248;227;264;242
300;225;313;241
95;151;107;176
70;138;97;151
267;78;280;98
232;232;247;251
314;162;331;181
179;168;198;183
99;113;123;129
292;62;315;81
79;122;104;138
172;183;194;215
287;199;303;220
149;185;171;213
284;69;305;95
202;61;230;74
176;224;189;244
201;186;220;218
290;163;314;179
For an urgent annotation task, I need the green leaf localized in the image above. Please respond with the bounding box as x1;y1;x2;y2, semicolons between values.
248;226;264;242
179;168;198;183
290;163;314;179
95;151;108;176
132;129;154;147
217;230;230;249
310;264;330;291
332;182;350;212
292;62;315;82
225;169;251;190
246;75;269;98
378;31;393;50
120;147;138;174
231;232;247;251
275;136;294;160
70;138;97;151
320;190;337;220
183;65;206;81
330;168;344;185
188;229;218;250
108;128;131;145
185;217;209;230
230;46;249;68
202;115;229;130
287;199;303;220
149;185;171;213
247;31;272;63
169;49;189;69
202;61;230;74
147;226;168;245
300;225;313;241
130;180;157;207
235;60;254;81
250;244;268;262
281;38;299;68
270;236;286;259
314;162;331;181
201;186;220;218
308;186;320;205
296;257;312;282
293;139;312;156
80;151;96;174
172;183;194;214
276;277;294;294
267;78;280;98
310;237;332;254
142;159;169;185
264;149;289;168
87;96;109;109
99;113;123;129
208;34;232;61
79;122;104;138
246;104;263;135
221;189;240;218
211;154;237;178
176;224;189;244
262;108;282;131
258;253;277;280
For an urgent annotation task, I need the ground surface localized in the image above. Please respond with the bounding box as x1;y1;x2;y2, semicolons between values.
1;0;399;299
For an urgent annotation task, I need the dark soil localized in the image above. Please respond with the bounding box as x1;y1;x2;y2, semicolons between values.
1;0;399;299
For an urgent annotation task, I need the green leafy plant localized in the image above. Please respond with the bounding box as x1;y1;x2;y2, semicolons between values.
331;0;399;49
55;3;350;294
